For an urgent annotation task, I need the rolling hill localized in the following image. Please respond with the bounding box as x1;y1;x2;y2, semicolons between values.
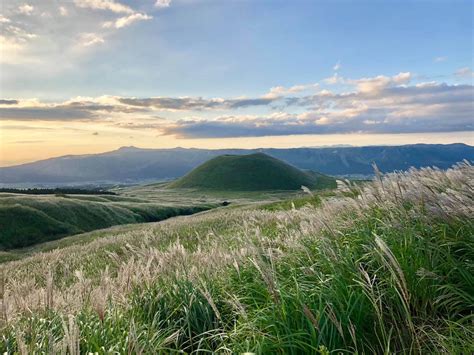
168;153;336;190
0;144;472;185
0;193;216;250
1;163;472;353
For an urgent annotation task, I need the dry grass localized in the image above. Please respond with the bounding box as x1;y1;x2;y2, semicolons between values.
1;162;473;353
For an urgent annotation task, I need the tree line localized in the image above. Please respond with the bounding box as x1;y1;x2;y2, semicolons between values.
0;188;116;195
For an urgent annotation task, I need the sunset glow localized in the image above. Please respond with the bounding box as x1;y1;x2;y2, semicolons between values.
1;0;472;166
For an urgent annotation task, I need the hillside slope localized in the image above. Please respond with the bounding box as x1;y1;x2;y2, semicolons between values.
168;153;336;190
1;163;472;353
0;193;215;249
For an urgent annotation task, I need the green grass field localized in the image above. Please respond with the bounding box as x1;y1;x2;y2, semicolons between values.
0;192;218;250
1;163;473;353
0;181;308;259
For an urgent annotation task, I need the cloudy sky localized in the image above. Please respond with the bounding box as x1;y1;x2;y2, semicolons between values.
0;0;473;166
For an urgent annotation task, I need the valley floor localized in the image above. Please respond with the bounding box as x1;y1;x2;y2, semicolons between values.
1;163;473;353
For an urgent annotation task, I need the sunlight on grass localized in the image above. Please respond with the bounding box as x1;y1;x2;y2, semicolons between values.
1;163;473;353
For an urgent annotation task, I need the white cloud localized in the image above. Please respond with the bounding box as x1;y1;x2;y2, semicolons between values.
455;67;474;78
18;4;34;15
0;13;39;63
159;81;473;138
415;81;438;88
59;6;68;16
392;72;411;84
333;61;341;71
3;79;471;138
286;84;319;93
434;56;447;63
0;20;38;63
0;15;11;23
352;72;411;93
0;35;26;64
4;24;37;39
263;83;319;98
79;33;105;47
0;0;153;70
323;73;344;85
155;0;171;8
103;13;152;29
73;0;134;14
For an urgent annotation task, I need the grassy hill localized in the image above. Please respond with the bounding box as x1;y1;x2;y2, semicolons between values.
168;153;336;191
0;193;216;250
1;163;472;353
0;178;308;252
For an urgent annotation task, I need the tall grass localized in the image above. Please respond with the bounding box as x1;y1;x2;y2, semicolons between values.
1;163;473;353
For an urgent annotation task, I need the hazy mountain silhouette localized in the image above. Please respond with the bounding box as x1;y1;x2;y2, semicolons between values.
0;144;472;184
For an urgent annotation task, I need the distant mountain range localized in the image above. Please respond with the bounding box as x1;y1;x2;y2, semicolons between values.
1;144;472;185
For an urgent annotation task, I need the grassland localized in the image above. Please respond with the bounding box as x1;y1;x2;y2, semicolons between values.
0;153;335;253
1;163;473;353
0;191;217;251
0;183;305;260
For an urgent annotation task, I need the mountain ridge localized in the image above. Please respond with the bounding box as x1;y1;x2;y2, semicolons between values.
1;143;472;185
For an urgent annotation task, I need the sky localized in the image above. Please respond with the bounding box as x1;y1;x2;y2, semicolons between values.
0;0;473;166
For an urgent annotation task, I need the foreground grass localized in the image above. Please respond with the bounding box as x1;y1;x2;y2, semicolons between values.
1;163;473;353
